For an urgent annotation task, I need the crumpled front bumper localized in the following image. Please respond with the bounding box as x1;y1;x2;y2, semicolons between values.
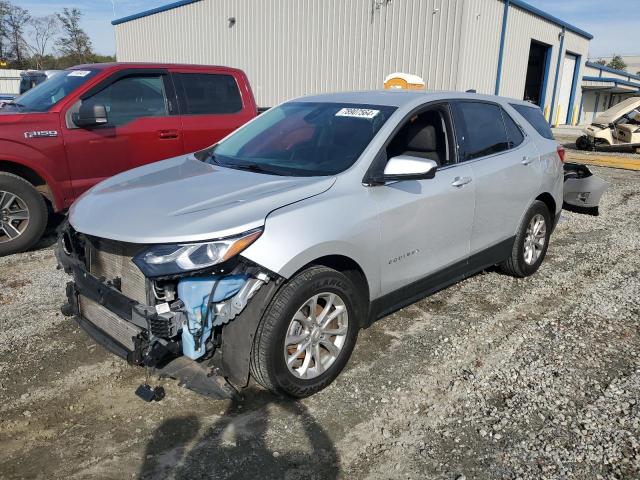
563;163;609;214
55;222;281;398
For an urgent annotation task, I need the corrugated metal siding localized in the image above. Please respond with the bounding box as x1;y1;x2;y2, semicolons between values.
500;5;589;117
455;0;503;93
0;69;23;94
115;0;591;112
115;0;467;106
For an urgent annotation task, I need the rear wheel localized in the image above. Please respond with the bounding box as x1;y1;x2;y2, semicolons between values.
500;200;551;278
0;173;48;256
250;265;360;397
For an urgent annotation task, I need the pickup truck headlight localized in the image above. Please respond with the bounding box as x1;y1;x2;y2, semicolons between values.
133;228;262;277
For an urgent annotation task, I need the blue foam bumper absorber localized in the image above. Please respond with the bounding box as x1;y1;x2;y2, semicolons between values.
177;275;247;360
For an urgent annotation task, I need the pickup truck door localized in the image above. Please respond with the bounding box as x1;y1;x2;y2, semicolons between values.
62;69;184;196
171;70;257;153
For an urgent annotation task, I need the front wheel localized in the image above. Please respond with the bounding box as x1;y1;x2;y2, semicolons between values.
0;173;48;256
500;200;552;278
250;266;361;397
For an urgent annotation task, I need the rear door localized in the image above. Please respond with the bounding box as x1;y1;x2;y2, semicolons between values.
62;69;183;195
452;101;541;255
172;69;256;153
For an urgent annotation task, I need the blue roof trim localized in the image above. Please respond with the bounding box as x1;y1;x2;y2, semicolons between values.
585;61;640;81
509;0;593;40
583;76;640;89
112;0;202;25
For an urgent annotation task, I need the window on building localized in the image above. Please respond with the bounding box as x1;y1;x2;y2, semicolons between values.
179;73;243;115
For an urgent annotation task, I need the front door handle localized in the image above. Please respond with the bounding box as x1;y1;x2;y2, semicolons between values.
158;129;179;139
451;176;472;187
521;156;534;165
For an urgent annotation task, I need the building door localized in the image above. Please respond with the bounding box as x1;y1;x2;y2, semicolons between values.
556;54;578;125
523;41;551;107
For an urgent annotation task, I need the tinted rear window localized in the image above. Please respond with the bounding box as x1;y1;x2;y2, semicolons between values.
510;103;554;140
179;73;243;115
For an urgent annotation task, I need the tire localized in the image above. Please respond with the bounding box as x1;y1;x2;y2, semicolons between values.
250;265;361;397
500;200;552;278
0;173;48;256
575;135;589;150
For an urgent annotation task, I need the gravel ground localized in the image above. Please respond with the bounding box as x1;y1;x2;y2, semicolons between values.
0;166;638;480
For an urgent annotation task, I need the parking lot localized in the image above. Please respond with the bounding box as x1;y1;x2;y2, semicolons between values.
0;159;637;479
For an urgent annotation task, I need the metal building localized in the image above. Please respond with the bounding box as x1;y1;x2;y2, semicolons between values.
580;61;640;125
113;0;592;125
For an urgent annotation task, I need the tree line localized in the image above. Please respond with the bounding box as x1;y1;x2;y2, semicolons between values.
0;1;114;70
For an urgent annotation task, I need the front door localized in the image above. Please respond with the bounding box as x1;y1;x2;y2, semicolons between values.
373;105;475;296
62;71;184;196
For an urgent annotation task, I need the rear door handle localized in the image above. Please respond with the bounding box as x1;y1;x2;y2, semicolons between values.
158;129;179;139
451;176;472;187
521;156;534;165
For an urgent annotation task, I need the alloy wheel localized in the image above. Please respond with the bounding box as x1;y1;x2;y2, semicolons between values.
523;213;546;265
0;190;30;244
284;292;349;380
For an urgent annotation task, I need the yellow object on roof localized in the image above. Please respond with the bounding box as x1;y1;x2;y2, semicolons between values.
384;72;425;90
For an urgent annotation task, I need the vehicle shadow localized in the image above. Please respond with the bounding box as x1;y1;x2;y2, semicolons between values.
138;389;341;480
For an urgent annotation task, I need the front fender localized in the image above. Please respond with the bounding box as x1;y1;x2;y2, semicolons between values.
0;138;70;211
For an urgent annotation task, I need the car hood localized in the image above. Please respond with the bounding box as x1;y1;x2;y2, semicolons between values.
69;155;336;244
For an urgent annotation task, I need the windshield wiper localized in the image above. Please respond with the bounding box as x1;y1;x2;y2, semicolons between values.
2;101;27;111
225;162;282;175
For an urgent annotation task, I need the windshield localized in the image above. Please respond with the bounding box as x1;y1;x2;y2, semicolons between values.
210;102;397;176
5;69;98;112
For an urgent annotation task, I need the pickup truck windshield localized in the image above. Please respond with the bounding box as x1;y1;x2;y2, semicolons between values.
211;102;397;176
7;69;98;112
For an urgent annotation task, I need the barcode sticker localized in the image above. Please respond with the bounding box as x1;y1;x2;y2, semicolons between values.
335;108;380;119
68;70;91;77
155;302;170;314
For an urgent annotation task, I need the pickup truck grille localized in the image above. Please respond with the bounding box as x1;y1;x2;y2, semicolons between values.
85;237;148;305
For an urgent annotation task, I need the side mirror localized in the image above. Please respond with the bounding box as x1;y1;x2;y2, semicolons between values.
73;102;108;128
381;155;438;182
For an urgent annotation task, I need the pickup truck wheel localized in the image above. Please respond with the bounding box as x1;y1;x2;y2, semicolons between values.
0;173;47;256
500;200;551;278
250;265;360;398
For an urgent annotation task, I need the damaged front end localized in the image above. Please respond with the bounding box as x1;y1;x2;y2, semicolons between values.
56;223;280;399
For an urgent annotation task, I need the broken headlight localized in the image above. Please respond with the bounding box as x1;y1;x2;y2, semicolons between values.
133;228;262;277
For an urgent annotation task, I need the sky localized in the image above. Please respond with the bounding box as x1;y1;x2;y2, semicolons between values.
16;0;639;58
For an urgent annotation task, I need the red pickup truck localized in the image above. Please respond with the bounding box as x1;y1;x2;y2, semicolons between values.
0;63;258;255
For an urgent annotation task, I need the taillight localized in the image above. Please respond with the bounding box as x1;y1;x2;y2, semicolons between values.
557;145;565;163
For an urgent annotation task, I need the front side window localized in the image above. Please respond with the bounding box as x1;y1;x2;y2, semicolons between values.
8;70;96;112
210;102;396;176
83;75;168;126
179;73;243;114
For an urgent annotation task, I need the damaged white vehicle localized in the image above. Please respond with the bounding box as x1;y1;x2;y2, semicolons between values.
57;91;601;399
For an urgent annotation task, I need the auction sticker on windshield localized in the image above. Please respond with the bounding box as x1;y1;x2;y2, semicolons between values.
67;70;91;77
335;108;380;119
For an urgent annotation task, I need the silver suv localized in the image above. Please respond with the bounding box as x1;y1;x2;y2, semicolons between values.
57;91;564;398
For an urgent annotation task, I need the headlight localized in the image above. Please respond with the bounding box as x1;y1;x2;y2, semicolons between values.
133;228;262;277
